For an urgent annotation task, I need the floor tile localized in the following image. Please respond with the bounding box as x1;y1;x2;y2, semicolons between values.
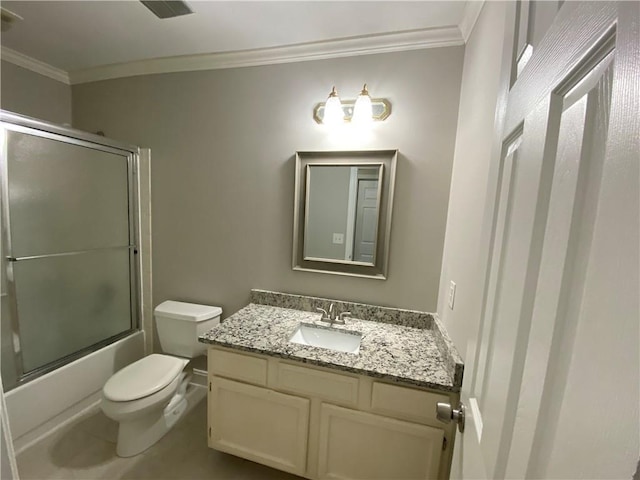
17;396;304;480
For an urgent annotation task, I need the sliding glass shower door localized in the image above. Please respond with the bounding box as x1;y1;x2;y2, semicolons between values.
0;115;140;390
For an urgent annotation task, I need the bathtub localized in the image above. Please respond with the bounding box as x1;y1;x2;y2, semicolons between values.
5;331;144;453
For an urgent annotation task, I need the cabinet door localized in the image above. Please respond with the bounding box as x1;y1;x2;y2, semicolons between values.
318;404;444;480
209;377;310;476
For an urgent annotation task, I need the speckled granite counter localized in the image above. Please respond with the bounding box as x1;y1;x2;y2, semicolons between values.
199;292;463;393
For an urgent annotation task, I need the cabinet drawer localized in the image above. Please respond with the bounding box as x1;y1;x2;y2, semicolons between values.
371;382;449;424
209;348;267;386
275;362;359;407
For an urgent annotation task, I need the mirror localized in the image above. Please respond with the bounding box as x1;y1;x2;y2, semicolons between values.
304;164;383;265
293;150;397;279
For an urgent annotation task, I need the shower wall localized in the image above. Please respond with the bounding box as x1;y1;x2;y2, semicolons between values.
0;60;72;126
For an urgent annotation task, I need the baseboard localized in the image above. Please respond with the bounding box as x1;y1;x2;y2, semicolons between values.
191;368;208;387
183;383;207;420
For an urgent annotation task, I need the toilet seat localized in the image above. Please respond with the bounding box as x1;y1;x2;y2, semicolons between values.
101;373;183;422
103;354;189;402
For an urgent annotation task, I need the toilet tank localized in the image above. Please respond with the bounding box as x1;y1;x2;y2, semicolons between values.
154;300;222;358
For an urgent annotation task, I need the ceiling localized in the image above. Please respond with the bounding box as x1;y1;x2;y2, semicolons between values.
0;1;478;84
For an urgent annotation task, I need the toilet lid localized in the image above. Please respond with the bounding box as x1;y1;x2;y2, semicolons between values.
103;354;189;402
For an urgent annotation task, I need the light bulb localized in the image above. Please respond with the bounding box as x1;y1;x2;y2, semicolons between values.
352;84;373;126
323;86;344;127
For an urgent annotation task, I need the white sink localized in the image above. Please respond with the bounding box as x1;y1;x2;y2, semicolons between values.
289;323;362;354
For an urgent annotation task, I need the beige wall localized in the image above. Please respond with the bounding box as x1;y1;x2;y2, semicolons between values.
437;4;510;478
436;3;508;361
0;61;72;125
436;0;562;360
72;47;464;317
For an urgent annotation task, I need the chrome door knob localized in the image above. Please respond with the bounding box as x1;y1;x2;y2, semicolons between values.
436;402;466;433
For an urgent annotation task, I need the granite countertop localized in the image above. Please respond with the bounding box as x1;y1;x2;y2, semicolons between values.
199;294;463;393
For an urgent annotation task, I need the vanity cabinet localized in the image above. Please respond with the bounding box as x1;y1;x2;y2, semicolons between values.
208;346;458;479
209;377;309;476
318;404;443;480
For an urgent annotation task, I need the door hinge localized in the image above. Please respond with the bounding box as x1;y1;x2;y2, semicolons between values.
209;382;211;392
208;426;211;437
442;437;447;451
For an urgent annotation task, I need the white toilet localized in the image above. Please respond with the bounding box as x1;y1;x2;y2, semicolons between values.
101;300;222;457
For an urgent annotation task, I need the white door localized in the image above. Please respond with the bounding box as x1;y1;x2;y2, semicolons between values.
456;2;639;479
353;179;379;263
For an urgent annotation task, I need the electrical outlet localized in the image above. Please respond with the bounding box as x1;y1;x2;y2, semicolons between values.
448;281;456;310
333;233;344;244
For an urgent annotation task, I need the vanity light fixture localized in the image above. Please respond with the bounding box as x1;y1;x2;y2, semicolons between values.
352;84;373;126
323;86;344;127
313;84;391;125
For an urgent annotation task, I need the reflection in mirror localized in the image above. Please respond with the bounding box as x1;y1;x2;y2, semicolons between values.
304;164;383;266
293;150;397;279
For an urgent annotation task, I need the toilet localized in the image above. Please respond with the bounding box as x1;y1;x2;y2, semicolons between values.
101;300;222;457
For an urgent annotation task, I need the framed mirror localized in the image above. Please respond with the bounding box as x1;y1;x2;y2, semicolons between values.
293;150;397;279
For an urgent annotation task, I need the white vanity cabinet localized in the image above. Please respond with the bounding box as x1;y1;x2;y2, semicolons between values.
318;404;443;479
209;377;310;476
207;346;458;479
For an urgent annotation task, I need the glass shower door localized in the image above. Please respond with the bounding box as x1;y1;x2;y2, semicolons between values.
1;124;139;388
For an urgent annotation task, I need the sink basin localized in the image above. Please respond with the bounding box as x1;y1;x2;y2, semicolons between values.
289;323;362;354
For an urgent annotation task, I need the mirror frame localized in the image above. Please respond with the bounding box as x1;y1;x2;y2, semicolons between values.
293;149;398;279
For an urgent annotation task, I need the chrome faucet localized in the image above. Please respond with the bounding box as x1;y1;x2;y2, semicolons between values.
316;306;329;322
316;303;351;325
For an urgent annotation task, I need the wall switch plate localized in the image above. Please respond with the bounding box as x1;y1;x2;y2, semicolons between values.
448;281;456;310
333;233;344;244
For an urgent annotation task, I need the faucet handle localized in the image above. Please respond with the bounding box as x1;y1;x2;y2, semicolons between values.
316;307;329;320
339;311;351;322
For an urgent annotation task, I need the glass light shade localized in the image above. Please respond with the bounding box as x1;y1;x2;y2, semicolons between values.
352;84;373;125
323;87;344;126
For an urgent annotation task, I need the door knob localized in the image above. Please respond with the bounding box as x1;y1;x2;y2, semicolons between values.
436;402;466;433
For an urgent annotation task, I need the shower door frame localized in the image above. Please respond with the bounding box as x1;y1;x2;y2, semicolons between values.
0;111;142;389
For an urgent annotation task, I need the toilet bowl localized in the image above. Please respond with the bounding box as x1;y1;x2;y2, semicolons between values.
101;301;222;457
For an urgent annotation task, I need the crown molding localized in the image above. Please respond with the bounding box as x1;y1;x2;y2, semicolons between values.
1;47;70;85
459;0;485;43
68;26;464;84
1;25;467;86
